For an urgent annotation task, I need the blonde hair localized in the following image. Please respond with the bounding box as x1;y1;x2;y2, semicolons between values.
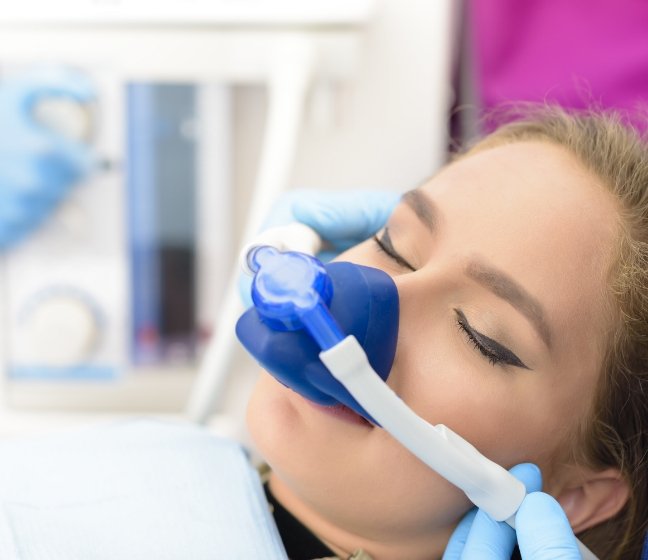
464;107;648;559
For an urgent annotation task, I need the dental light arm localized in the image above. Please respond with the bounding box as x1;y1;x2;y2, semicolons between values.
239;225;597;560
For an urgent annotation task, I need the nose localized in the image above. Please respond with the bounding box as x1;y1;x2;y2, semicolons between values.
384;262;455;383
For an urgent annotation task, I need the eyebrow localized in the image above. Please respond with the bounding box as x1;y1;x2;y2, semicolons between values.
466;260;552;348
402;188;552;348
402;189;437;232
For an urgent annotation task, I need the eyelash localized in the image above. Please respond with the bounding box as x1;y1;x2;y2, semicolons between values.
455;309;529;369
372;230;416;271
456;316;505;367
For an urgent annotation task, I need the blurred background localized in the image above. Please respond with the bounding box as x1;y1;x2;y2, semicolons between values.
0;0;644;445
0;0;455;442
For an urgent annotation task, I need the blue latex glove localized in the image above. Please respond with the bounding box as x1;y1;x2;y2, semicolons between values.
239;189;400;306
443;463;582;560
0;66;96;249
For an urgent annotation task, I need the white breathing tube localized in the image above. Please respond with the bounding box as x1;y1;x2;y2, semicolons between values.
244;223;597;560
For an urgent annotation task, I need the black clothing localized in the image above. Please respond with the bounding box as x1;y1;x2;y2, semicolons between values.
264;481;337;560
263;480;522;560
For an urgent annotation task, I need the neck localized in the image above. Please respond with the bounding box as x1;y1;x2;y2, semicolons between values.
268;472;455;560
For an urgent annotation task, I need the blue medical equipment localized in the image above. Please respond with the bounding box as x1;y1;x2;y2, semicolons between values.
237;190;399;307
0;67;96;249
236;228;599;560
237;246;398;423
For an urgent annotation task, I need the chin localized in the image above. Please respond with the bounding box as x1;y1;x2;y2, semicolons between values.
247;371;475;546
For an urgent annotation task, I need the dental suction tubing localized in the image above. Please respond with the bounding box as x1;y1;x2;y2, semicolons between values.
243;225;597;560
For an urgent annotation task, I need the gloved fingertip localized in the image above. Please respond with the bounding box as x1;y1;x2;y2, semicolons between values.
518;492;569;524
509;463;543;493
517;493;581;558
461;509;516;559
442;509;478;560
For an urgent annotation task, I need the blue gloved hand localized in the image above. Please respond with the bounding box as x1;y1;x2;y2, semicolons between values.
0;66;97;249
238;189;400;306
443;463;582;560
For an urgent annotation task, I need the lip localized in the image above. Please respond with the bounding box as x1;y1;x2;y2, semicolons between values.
306;400;373;428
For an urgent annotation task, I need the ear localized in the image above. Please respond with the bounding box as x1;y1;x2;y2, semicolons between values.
555;468;629;533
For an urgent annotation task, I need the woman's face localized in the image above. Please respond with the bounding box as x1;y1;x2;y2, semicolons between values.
247;141;619;558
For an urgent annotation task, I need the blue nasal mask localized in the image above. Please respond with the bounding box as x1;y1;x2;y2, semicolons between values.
236;246;399;423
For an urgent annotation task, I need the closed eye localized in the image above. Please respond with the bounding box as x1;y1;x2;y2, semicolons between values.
455;308;530;370
372;228;416;271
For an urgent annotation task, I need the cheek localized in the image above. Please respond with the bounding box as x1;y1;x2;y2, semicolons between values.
246;373;298;456
390;295;566;472
339;242;562;468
